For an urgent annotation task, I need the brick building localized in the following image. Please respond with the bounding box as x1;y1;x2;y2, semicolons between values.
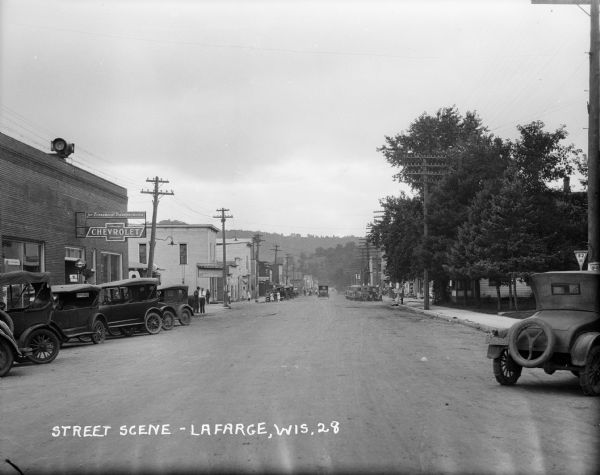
0;133;129;285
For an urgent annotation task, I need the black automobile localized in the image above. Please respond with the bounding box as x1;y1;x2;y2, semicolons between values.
52;283;108;344
158;285;193;326
0;271;63;364
99;278;176;336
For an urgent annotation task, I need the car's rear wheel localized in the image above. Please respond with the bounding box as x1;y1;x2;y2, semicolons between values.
493;348;522;385
145;312;162;335
0;339;15;377
26;328;60;364
508;318;555;368
91;320;106;344
161;310;175;331
179;308;192;326
579;345;600;396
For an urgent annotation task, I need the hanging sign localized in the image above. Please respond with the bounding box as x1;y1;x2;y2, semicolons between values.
574;250;588;271
86;222;145;241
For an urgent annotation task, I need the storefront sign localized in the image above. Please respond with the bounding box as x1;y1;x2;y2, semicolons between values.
86;211;146;219
86;222;145;241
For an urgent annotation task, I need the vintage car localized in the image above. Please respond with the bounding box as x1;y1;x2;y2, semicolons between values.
487;271;600;396
157;285;193;326
0;271;64;364
318;285;329;298
52;284;108;344
99;278;176;336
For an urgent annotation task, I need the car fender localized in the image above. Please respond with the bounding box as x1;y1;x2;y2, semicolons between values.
0;323;21;355
570;332;600;366
18;323;64;347
145;307;163;318
92;312;107;327
177;303;193;316
159;304;177;316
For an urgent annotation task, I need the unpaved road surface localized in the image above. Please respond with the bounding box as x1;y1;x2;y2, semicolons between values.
1;295;598;474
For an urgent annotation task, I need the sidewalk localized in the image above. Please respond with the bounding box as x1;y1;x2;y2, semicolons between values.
393;297;520;332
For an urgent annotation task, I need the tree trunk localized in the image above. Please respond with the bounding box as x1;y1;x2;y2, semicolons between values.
513;278;519;311
508;280;514;311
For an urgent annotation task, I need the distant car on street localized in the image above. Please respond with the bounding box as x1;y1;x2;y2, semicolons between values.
486;270;600;396
318;285;329;298
158;285;193;326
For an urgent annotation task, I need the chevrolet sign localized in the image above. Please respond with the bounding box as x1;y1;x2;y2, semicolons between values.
86;222;145;241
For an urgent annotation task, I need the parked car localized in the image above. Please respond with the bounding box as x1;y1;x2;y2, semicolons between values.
0;271;64;364
99;278;173;336
158;285;193;326
52;284;107;344
486;271;600;396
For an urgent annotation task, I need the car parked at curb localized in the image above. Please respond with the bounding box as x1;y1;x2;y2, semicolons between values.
486;270;600;396
158;285;193;326
52;284;107;344
99;278;175;336
0;271;64;364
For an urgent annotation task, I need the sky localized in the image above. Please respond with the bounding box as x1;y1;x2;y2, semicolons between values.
0;0;591;237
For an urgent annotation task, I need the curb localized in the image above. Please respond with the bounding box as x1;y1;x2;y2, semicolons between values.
395;304;505;333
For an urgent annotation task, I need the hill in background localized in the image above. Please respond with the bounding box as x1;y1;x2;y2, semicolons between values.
217;230;360;262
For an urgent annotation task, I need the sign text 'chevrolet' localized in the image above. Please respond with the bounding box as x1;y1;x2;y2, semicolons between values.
86;222;145;241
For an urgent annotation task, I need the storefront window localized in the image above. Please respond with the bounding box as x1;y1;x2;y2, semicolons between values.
2;240;43;272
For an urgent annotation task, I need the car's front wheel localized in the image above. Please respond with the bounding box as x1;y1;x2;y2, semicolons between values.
493;348;522;385
145;312;162;335
161;310;175;331
0;339;15;377
91;320;106;344
26;328;60;364
579;345;600;396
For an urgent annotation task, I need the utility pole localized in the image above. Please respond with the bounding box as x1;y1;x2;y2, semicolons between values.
141;177;174;279
403;155;447;310
253;233;264;301
271;244;281;284
214;208;233;307
531;0;599;270
285;254;292;286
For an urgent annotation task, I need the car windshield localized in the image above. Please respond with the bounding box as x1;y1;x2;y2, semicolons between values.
2;282;51;310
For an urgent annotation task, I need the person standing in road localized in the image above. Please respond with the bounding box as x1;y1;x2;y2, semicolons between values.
199;288;206;314
193;287;200;314
205;289;211;305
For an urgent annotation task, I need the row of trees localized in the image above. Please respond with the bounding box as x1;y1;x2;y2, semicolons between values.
370;106;587;307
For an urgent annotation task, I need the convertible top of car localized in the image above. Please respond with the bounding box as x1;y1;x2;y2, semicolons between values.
99;278;159;288
0;271;51;286
530;271;599;312
52;284;101;294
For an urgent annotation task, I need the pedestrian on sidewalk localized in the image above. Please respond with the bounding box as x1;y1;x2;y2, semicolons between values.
199;288;206;314
205;289;211;305
193;287;200;314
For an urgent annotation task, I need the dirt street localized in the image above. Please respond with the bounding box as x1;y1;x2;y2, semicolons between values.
1;295;598;474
